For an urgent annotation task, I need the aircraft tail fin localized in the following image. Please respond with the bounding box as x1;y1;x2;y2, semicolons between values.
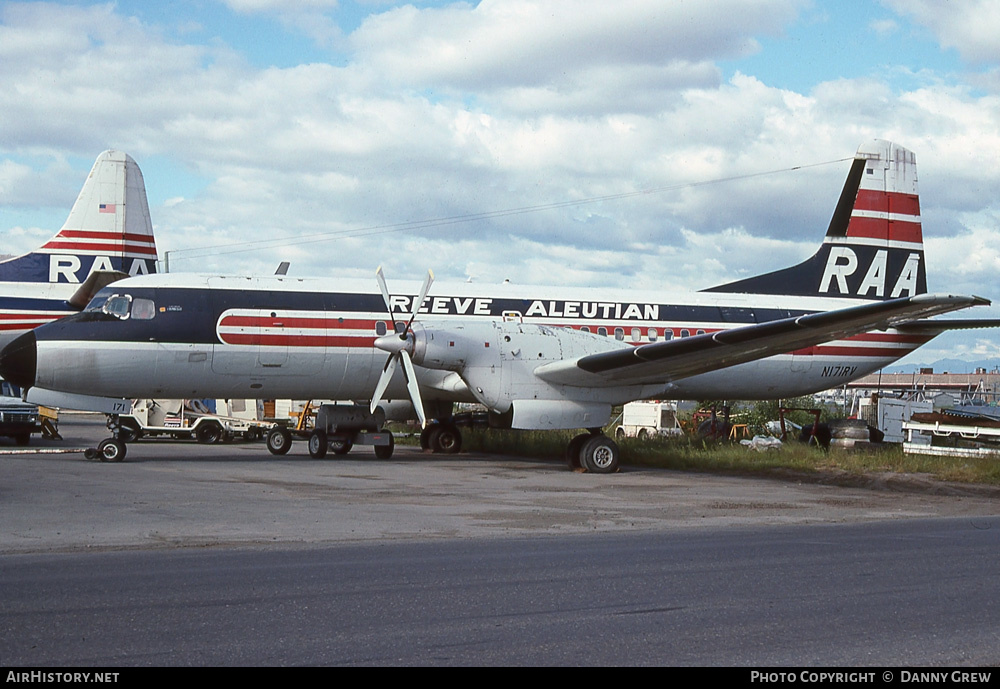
0;150;158;286
703;140;926;300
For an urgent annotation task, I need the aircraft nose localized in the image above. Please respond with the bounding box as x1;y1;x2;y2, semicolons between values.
0;331;37;390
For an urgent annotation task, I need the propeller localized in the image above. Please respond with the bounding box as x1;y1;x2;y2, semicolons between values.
370;267;434;427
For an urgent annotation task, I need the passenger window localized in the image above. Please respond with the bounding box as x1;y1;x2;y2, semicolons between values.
580;326;591;333
630;327;641;342
394;321;407;334
614;327;624;341
680;329;690;338
598;327;608;337
696;329;706;335
648;328;658;342
664;330;673;340
376;321;387;336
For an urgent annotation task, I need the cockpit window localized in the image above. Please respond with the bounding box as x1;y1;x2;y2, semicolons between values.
130;298;156;320
104;295;132;319
85;294;156;321
84;296;108;312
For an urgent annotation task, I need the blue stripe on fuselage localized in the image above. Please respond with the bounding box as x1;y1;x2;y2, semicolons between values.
32;285;818;345
0;295;74;312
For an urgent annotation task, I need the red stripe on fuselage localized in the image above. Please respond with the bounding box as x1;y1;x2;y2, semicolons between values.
219;333;377;348
792;345;919;357
219;316;378;330
843;332;933;344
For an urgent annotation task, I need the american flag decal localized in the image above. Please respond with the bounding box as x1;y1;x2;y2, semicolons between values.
99;203;116;213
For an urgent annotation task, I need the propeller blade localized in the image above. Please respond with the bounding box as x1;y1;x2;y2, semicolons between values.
370;354;398;414
400;350;427;428
405;269;435;334
370;266;433;428
375;265;393;317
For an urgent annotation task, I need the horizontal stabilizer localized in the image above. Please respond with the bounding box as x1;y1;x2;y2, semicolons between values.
534;294;989;387
66;270;129;309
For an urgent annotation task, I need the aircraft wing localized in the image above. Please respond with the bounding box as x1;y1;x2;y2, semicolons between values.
534;293;990;387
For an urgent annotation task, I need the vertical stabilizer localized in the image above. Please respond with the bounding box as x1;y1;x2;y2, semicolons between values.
703;140;926;299
0;151;158;285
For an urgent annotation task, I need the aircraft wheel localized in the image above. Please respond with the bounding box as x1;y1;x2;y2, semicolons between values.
330;437;353;455
196;422;223;444
420;425;435;450
308;430;328;459
565;433;590;469
429;424;461;454
580;435;620;474
266;428;292;456
374;433;394;459
98;438;127;463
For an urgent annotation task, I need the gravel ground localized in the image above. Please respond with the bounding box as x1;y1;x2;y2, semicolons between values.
2;414;998;553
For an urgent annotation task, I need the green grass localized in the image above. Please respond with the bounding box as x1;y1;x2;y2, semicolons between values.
453;428;1000;486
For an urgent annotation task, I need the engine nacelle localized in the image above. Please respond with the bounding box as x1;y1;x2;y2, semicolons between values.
508;399;612;430
374;399;454;423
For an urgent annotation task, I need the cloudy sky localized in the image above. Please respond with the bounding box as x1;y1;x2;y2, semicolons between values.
2;0;999;365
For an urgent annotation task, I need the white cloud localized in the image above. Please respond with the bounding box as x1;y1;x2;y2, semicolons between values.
348;0;804;112
220;0;340;14
0;0;998;356
882;0;1000;65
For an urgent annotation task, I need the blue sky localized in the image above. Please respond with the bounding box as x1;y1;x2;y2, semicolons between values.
2;0;999;365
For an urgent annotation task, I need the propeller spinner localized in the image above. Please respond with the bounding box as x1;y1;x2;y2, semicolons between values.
370;267;434;427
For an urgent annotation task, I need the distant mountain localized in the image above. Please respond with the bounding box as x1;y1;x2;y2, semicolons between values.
883;358;1000;374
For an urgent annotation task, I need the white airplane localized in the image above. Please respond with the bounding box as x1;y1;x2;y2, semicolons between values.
1;141;996;470
0;150;158;352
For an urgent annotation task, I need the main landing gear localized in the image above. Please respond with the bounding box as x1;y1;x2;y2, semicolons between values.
425;417;619;473
565;431;621;474
423;416;619;472
420;421;463;454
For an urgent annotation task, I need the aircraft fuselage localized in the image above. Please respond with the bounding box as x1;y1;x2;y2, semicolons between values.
23;272;932;404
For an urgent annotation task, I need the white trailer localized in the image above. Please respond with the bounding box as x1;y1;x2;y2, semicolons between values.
615;401;682;440
857;396;932;443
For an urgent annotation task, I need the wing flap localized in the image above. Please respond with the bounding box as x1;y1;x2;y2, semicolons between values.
534;294;989;387
895;318;1000;334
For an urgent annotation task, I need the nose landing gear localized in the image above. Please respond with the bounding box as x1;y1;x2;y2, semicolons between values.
84;414;128;462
